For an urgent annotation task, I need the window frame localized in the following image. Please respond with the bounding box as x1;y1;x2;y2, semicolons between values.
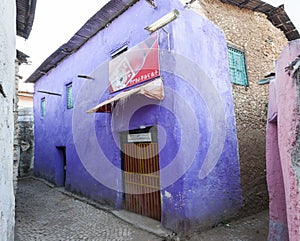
41;97;45;117
227;45;248;86
66;83;73;109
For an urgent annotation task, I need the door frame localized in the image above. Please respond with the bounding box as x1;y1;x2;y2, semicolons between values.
120;126;161;220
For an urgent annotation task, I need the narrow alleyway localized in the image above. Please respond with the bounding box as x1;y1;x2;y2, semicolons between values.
15;177;269;241
15;178;161;241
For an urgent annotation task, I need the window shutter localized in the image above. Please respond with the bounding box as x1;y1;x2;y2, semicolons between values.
67;84;73;109
228;47;248;86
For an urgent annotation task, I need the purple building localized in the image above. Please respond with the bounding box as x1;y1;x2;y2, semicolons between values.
27;0;242;233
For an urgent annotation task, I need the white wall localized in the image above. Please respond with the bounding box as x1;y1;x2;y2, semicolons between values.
0;0;16;240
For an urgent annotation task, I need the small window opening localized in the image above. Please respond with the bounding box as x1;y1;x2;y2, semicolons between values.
66;83;73;109
228;46;248;86
41;98;45;117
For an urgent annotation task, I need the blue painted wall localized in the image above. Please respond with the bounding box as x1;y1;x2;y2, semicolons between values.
33;0;242;232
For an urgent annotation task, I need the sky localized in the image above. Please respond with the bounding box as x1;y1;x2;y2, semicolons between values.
16;0;300;92
17;0;110;91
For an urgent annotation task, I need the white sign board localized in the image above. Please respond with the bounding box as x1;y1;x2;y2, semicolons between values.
127;133;152;143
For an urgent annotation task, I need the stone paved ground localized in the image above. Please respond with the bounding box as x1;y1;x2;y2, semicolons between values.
15;177;269;241
189;210;269;241
15;178;161;241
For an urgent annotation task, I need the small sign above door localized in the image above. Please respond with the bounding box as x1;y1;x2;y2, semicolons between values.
127;133;152;143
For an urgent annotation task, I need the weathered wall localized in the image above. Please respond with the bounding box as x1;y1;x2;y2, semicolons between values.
266;40;300;241
13;61;21;193
266;80;288;240
18;107;34;177
33;0;241;233
196;0;288;214
0;0;16;240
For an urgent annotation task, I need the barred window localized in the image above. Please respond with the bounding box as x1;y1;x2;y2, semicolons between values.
228;46;248;86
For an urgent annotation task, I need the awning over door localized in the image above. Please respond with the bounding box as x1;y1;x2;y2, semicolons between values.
87;78;164;113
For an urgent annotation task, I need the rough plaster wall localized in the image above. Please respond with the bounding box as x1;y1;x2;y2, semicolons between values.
275;40;300;240
290;66;300;240
0;0;16;240
197;0;287;214
292;69;300;195
13;62;21;192
266;80;288;240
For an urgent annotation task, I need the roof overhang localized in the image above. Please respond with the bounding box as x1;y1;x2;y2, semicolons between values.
87;78;164;113
26;0;140;83
16;0;37;39
16;50;30;64
26;0;299;84
220;0;299;41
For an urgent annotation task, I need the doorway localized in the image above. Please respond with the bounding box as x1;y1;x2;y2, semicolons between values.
120;126;161;221
56;146;66;187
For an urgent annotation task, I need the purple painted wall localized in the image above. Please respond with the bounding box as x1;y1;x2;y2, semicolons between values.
33;0;241;233
266;39;300;241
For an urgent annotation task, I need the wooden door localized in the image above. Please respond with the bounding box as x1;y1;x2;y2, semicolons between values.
121;127;161;221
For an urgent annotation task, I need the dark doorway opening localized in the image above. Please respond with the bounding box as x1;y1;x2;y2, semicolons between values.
56;146;66;187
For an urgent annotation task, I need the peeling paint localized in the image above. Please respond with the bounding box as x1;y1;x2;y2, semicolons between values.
267;39;300;241
164;190;172;199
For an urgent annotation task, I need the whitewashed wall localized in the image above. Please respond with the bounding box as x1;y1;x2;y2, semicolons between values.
0;0;16;240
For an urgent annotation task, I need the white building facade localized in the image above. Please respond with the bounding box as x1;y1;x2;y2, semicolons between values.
0;0;17;240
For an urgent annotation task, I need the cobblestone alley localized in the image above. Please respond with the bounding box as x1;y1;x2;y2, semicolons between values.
15;178;161;241
15;177;269;241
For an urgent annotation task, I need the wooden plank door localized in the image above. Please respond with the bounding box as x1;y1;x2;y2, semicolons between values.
121;128;161;221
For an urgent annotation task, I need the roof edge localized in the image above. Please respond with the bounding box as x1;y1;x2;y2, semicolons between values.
26;0;140;83
17;0;37;39
220;0;299;41
26;0;299;84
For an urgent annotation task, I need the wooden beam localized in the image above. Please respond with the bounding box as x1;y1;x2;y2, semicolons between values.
239;0;251;6
37;90;61;96
253;2;266;11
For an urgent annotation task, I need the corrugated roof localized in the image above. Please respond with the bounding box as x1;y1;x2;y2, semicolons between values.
220;0;300;41
16;0;37;39
26;0;299;83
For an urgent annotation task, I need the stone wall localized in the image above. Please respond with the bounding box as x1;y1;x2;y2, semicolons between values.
0;0;16;240
195;0;288;214
18;107;34;177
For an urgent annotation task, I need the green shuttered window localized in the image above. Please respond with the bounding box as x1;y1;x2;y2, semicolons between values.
228;46;248;86
41;98;45;117
66;83;73;109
